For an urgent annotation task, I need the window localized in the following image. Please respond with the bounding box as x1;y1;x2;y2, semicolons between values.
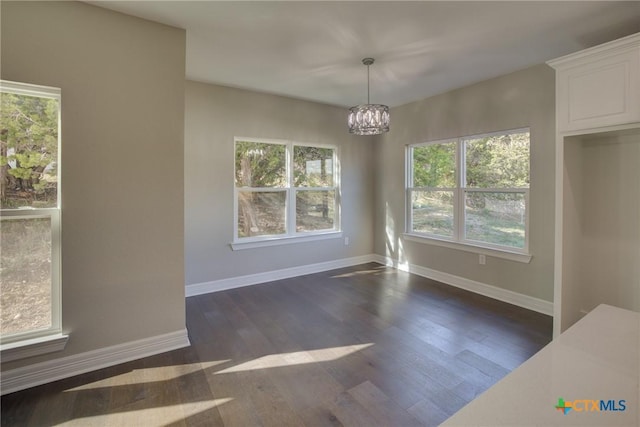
1;80;63;350
234;138;339;246
407;129;530;254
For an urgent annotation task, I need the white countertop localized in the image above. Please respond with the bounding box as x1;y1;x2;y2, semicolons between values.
442;304;639;426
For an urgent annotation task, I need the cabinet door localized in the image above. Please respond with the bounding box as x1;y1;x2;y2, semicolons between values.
556;48;639;132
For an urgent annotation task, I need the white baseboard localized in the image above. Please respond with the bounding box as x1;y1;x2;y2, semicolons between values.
187;253;552;315
186;254;378;297
373;254;553;316
1;329;190;395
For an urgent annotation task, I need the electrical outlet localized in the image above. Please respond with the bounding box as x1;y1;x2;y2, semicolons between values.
344;237;350;246
479;254;486;265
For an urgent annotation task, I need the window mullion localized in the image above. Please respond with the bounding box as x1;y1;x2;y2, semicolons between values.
287;143;296;235
233;187;239;240
407;188;413;233
456;139;465;242
406;147;413;233
524;189;530;253
50;209;62;332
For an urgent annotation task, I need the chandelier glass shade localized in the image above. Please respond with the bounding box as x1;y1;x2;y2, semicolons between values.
348;104;390;136
348;58;389;135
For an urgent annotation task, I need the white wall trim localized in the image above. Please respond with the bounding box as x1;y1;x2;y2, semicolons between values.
403;233;532;263
231;231;343;251
1;333;69;363
1;329;190;395
186;254;378;297
187;253;552;316
373;254;553;316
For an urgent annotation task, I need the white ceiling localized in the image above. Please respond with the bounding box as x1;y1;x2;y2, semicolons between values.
89;1;640;108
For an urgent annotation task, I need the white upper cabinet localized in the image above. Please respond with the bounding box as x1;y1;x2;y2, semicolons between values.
548;33;640;133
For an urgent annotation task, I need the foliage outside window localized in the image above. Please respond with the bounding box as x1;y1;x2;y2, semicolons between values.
234;138;338;241
1;80;62;344
407;129;530;252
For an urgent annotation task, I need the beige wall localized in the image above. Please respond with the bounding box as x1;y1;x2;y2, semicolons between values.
184;81;374;285
1;1;186;369
374;64;556;302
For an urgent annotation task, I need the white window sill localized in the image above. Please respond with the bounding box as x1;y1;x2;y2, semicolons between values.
403;233;532;263
231;231;343;251
0;333;69;363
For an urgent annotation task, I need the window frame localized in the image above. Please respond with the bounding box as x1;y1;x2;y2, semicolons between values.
232;137;341;250
406;128;531;259
0;80;66;356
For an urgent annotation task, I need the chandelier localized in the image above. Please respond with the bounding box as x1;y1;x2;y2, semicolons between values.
348;58;390;135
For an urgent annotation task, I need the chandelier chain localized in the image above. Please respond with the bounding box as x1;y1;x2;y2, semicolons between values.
367;62;370;104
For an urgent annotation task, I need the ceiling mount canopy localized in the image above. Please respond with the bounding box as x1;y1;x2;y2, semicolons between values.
348;58;390;136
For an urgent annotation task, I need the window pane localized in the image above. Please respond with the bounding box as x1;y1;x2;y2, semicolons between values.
1;92;59;209
296;190;335;232
1;217;52;335
293;146;334;187
235;141;286;188
412;142;456;188
237;191;286;237
465;191;526;248
411;190;454;237
465;131;530;188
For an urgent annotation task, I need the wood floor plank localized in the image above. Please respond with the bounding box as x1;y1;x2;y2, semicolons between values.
69;379;112;425
170;348;225;427
408;397;452;427
324;391;382;427
0;387;44;426
454;349;511;380
1;263;552;426
243;369;305;427
202;368;263;427
298;406;345;427
347;380;423;426
230;291;305;355
260;351;346;413
26;387;76;427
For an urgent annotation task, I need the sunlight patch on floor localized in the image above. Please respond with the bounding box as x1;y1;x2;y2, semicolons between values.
215;343;374;374
331;268;388;278
64;360;230;391
57;398;233;426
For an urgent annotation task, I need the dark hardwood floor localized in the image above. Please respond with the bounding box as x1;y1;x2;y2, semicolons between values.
1;263;552;426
